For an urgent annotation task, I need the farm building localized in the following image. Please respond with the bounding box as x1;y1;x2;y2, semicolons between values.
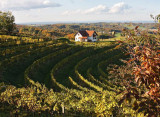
75;30;98;42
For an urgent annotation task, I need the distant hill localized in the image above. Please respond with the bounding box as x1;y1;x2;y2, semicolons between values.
17;20;154;25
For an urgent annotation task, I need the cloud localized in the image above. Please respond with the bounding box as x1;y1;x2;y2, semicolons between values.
84;5;107;14
62;5;107;15
109;2;130;14
62;2;130;16
62;9;81;15
0;0;61;11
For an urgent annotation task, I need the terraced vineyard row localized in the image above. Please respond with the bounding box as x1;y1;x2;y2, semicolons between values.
0;43;68;86
0;40;138;116
0;35;45;48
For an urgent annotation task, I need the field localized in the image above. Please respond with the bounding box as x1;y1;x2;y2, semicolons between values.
0;35;142;117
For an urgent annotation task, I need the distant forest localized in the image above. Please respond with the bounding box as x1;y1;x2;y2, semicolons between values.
16;23;156;40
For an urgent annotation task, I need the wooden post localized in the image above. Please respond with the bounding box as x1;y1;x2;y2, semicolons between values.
62;102;65;117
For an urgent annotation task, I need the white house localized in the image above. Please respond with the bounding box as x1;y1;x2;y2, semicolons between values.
75;30;98;42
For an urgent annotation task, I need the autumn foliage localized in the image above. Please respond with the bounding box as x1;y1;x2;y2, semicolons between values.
66;33;75;40
118;26;160;116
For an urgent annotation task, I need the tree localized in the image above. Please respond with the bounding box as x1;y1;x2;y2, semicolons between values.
150;14;160;31
66;33;75;40
0;11;16;35
117;26;160;117
150;14;160;23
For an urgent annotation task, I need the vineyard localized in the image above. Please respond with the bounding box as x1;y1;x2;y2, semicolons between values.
0;35;145;117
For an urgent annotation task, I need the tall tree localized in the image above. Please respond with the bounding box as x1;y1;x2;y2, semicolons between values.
0;11;16;35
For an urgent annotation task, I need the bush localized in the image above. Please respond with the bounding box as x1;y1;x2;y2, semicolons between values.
117;26;160;117
57;37;70;43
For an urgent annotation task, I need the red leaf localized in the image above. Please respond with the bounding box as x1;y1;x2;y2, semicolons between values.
115;44;121;49
157;50;160;52
125;53;131;55
135;26;139;30
127;58;136;63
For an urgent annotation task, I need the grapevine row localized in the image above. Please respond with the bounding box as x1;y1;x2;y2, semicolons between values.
24;45;71;87
50;47;87;91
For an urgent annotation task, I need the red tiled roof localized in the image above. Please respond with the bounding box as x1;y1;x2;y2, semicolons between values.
86;30;95;37
78;30;97;37
79;31;89;37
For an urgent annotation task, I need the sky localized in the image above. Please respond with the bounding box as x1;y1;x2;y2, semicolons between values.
0;0;159;23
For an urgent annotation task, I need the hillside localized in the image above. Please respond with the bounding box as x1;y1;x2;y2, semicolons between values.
0;11;159;117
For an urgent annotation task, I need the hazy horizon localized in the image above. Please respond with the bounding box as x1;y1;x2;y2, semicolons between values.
17;20;155;25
